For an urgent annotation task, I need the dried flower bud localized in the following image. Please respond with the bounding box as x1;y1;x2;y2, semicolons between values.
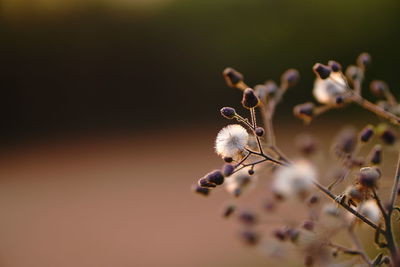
263;199;276;212
370;80;388;96
281;68;300;86
369;144;382;165
222;164;234;177
241;88;260;109
220;107;236;119
296;133;317;155
308;195;319;205
381;129;396;145
293;102;314;122
345;185;364;203
359;200;381;223
273;229;286;241
357;52;371;68
223;67;243;88
313;63;331;79
192;185;210;196
359;124;374;143
198;177;216;188
255;127;265;137
223;205;235;218
334;127;357;155
265;80;279;95
285;228;300;242
328;60;342;72
302;221;314;231
238;211;257;226
358;167;381;188
240;230;259;245
206;170;225;185
345;65;363;81
223;157;233;163
248;169;254;175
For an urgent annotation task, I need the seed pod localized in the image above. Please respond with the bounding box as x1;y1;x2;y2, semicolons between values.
368;144;382;165
240;230;259;245
192;185;210;196
206;170;225;185
198;177;216;188
358;167;381;188
357;52;371;68
313;63;331;79
223;68;244;88
359;124;374;143
345;65;363;81
223;157;233;163
220;107;236;119
293;102;314;122
238;211;257;226
241;88;260;109
381;129;396;145
328;60;342;72
370;80;388;96
281;68;300;86
222;164;234;177
272;229;286;241
255;127;265;137
223;205;236;218
308;195;319;205
302;221;314;231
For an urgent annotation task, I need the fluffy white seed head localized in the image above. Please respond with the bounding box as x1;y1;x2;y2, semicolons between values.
359;200;381;224
313;72;347;105
225;167;256;196
215;124;249;159
272;159;317;199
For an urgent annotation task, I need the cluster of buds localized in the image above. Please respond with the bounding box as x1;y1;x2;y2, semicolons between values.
192;53;400;266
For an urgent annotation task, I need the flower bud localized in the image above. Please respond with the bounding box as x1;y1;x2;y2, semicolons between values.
328;60;342;72
357;52;371;68
281;68;300;86
223;205;235;218
296;133;317;156
239;230;259;245
272;229;286;241
241;88;260;108
265;80;279;94
359;124;374;143
192;185;210;196
220;107;236;119
248;169;254;175
255;127;265;137
369;144;382;165
238;211;257;226
223;67;243;88
206;170;225;185
223;157;233;163
358;167;381;188
370;80;388;96
293;102;314;122
222;164;234;177
313;63;331;79
381;129;396;145
198;177;216;188
345;65;363;81
302;221;314;231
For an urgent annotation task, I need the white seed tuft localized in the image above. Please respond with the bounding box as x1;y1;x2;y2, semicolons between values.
215;124;249;159
313;72;347;105
272;160;317;199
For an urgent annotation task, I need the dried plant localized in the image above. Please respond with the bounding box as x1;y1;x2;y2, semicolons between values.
192;53;400;266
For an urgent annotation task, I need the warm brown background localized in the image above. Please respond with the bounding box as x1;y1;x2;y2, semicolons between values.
1;0;399;266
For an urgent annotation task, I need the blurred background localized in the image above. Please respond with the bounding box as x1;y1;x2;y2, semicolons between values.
0;0;399;266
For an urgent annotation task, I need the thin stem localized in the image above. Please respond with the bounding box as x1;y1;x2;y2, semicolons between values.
350;94;400;125
372;188;387;218
312;180;385;234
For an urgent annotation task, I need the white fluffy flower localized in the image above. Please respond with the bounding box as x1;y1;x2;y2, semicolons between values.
359;200;381;224
313;72;347;104
225;167;256;196
215;124;249;159
272;159;317;199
